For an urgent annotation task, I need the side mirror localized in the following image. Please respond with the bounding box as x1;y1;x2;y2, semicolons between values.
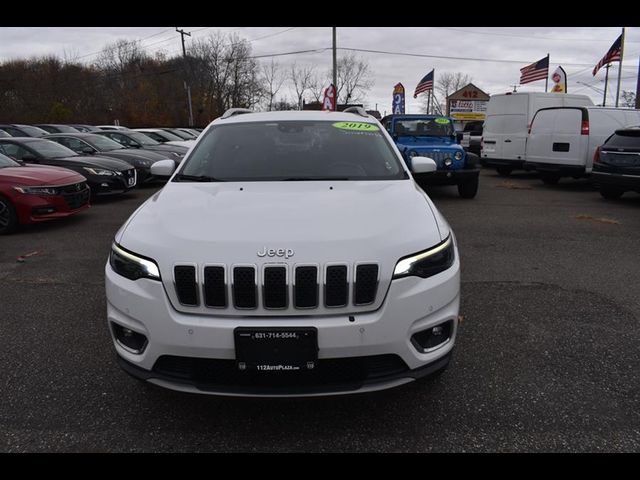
21;153;38;162
82;146;95;154
411;156;437;174
150;159;177;177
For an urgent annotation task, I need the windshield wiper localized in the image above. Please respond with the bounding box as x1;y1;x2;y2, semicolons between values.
173;173;223;182
281;177;350;181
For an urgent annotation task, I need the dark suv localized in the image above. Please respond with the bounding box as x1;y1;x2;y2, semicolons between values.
592;126;640;199
382;114;480;198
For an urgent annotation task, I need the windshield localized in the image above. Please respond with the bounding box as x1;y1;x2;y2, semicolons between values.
0;152;19;167
17;125;48;137
86;134;125;151
28;139;78;158
127;132;161;146
153;130;183;141
177;120;407;181
394;118;454;137
167;129;193;140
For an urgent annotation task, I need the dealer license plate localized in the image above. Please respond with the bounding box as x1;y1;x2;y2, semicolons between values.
234;327;318;372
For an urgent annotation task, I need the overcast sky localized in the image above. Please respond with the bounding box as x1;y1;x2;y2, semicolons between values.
1;27;638;115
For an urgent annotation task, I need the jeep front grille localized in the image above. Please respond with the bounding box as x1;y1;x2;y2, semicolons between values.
171;263;379;311
174;265;198;306
233;267;257;309
203;266;226;308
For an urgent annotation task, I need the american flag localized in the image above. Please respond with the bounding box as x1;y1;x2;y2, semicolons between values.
592;34;622;76
413;69;434;98
520;56;549;85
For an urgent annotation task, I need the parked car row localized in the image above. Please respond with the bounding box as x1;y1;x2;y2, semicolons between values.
0;123;204;234
480;91;640;199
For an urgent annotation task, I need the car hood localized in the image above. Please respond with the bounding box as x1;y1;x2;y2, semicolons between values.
51;155;133;171
144;144;188;154
103;149;168;161
94;150;162;166
117;180;447;314
165;140;195;147
0;165;85;185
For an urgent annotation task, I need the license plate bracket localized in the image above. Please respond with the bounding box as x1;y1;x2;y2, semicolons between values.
234;327;318;372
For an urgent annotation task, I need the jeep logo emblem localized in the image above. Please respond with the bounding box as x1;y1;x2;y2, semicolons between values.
257;247;294;259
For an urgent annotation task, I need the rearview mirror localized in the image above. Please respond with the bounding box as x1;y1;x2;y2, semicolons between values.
150;159;177;177
411;156;437;174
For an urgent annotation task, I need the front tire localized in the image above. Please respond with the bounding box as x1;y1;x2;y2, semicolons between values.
599;187;624;199
457;175;479;199
0;196;18;235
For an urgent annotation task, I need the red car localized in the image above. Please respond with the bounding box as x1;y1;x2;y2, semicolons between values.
0;152;90;234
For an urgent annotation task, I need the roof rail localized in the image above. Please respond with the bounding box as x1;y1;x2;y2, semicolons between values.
221;108;253;120
342;106;369;118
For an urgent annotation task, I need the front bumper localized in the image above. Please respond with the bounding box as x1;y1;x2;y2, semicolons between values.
88;170;137;195
15;189;90;224
105;250;460;397
414;168;479;186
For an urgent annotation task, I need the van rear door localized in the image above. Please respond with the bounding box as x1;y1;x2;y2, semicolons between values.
527;108;587;168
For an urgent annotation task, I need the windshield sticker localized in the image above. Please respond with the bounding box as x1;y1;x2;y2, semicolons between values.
332;122;380;132
434;118;450;124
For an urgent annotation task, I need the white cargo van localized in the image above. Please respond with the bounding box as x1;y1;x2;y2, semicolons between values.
525;106;640;184
481;92;593;176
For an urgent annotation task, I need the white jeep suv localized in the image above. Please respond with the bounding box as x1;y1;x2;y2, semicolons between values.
105;107;461;397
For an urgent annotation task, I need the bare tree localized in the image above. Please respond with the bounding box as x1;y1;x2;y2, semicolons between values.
333;53;374;104
307;73;326;104
290;63;315;110
188;32;261;120
261;59;285;111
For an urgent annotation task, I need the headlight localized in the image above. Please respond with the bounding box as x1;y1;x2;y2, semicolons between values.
84;167;115;176
393;235;455;279
14;186;59;195
109;243;161;281
408;150;418;158
454;151;463;161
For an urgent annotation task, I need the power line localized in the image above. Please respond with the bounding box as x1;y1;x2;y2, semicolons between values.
432;27;640;44
338;46;638;69
75;28;175;60
249;47;330;59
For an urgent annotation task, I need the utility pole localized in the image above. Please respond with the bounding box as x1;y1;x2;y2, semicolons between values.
615;27;626;107
636;55;640;109
176;27;194;127
603;64;610;107
332;27;337;110
545;53;550;92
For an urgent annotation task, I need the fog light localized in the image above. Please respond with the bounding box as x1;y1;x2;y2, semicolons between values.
411;320;453;353
111;322;148;354
32;206;56;215
444;158;453;167
101;183;109;187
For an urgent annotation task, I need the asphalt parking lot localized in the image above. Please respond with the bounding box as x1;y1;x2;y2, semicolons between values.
1;168;639;452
